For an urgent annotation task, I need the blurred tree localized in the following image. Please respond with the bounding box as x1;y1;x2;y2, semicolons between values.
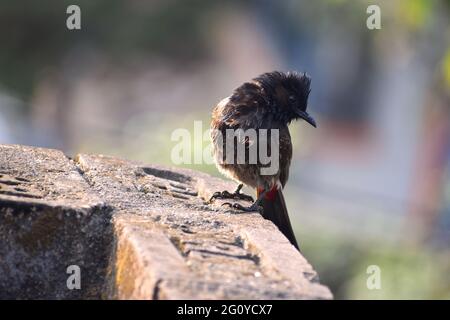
0;0;236;101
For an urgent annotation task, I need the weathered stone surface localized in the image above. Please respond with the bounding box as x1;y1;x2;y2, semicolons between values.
0;144;332;299
75;153;332;299
111;213;195;299
0;145;112;299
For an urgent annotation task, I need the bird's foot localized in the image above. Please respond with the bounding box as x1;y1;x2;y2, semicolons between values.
208;184;254;203
221;201;263;213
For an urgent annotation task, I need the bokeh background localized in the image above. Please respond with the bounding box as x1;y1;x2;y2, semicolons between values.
1;0;449;299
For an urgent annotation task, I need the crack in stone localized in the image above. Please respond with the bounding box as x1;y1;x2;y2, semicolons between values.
185;248;260;263
152;279;163;300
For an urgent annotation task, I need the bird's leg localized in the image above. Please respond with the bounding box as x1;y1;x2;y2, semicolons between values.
222;189;267;213
209;184;254;203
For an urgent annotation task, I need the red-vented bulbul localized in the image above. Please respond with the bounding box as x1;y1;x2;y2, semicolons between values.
209;71;316;250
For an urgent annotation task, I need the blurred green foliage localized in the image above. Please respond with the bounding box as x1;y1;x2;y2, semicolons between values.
443;47;450;91
398;0;432;29
302;234;450;299
0;0;238;99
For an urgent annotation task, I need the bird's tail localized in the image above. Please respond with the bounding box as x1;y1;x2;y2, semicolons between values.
258;187;300;251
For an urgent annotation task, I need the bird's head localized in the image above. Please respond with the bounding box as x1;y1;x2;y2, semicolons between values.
254;71;316;127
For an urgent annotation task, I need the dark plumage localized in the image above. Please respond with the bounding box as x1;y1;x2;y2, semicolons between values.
210;71;316;250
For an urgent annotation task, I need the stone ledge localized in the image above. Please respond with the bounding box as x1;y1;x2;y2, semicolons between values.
0;145;112;299
0;144;332;300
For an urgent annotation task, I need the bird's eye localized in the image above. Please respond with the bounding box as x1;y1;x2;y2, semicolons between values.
288;95;297;104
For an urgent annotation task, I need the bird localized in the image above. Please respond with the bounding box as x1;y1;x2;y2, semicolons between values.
209;71;316;251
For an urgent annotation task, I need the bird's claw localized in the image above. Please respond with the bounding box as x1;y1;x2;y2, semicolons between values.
209;190;254;203
221;202;263;213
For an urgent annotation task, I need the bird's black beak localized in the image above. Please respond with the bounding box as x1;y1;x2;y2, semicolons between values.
296;110;317;128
